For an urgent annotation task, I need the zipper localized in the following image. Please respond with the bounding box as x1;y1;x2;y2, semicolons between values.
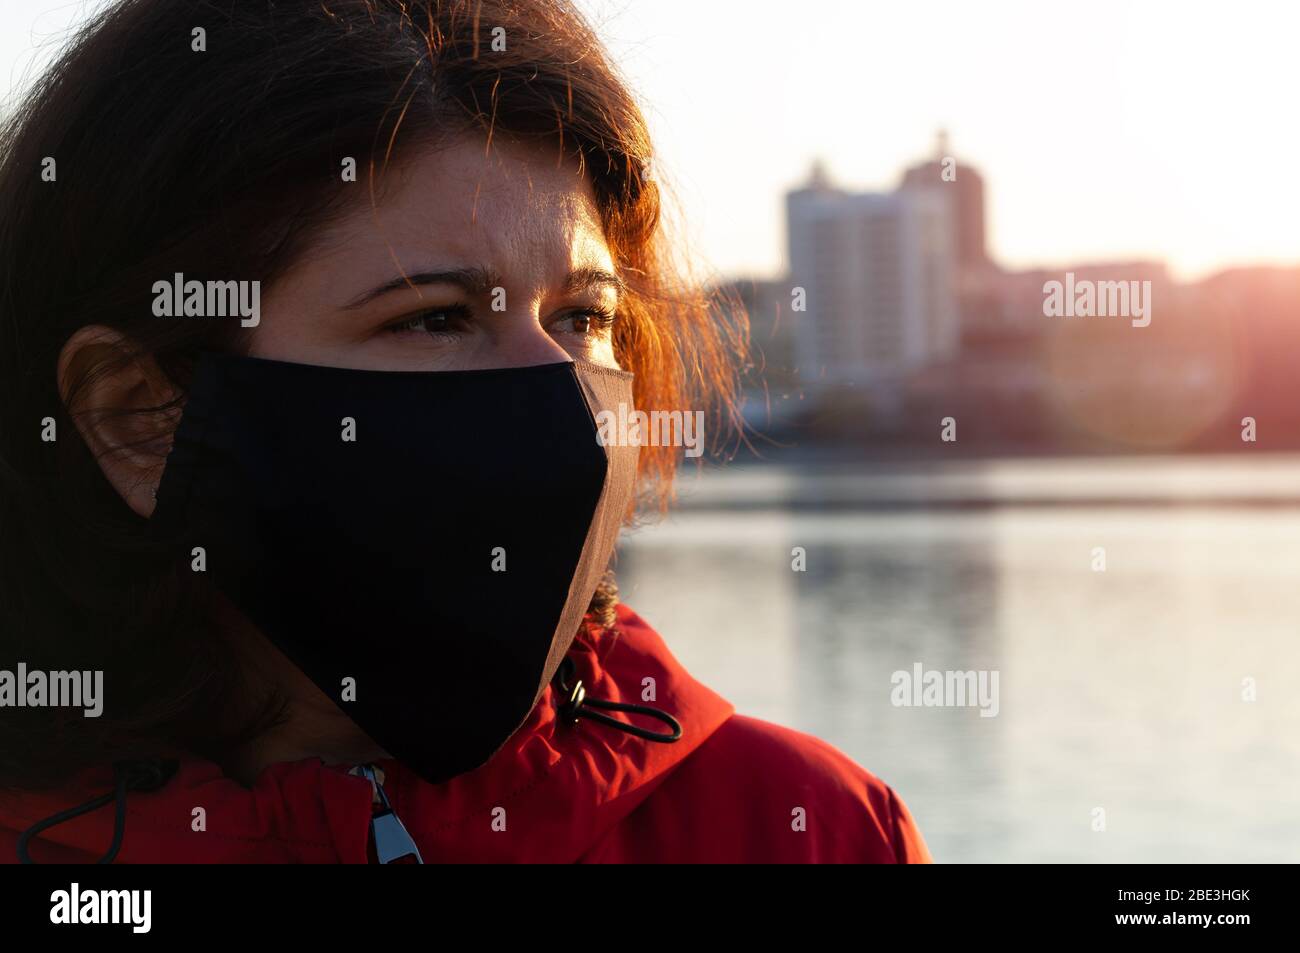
353;764;423;864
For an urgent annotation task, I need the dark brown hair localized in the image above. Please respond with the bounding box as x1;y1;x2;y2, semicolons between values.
0;0;747;790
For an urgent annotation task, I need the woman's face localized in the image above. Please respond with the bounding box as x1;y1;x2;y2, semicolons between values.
56;133;629;777
252;133;623;372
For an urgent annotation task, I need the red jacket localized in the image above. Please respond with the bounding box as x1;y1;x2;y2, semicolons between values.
0;605;932;863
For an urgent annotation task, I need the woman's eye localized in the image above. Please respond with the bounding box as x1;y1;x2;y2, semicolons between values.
384;307;467;338
556;308;616;336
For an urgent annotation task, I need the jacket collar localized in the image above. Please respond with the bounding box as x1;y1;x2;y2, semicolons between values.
0;606;734;863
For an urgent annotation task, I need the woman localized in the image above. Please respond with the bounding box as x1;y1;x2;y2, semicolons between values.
0;0;931;863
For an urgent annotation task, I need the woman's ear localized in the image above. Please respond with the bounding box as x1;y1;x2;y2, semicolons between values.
57;326;180;519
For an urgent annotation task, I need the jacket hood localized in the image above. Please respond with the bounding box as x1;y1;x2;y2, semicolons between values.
0;605;735;863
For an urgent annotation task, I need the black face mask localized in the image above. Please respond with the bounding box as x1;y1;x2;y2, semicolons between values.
151;351;639;786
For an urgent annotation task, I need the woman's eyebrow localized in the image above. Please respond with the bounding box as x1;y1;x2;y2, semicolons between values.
342;266;505;309
344;265;626;310
562;267;626;297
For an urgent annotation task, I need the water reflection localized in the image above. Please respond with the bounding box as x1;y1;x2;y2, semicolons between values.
616;461;1300;862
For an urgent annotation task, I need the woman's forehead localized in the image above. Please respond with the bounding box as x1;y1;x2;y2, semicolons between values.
324;136;611;273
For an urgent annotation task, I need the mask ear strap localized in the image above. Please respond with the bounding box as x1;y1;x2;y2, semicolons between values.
17;758;176;864
552;656;682;743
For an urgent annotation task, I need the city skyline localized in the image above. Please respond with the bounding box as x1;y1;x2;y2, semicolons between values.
728;136;1269;290
725;141;1300;457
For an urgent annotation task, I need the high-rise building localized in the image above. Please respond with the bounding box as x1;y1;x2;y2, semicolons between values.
900;130;989;271
785;160;958;394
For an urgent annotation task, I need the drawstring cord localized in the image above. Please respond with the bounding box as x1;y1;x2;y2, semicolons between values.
16;759;178;864
553;656;682;743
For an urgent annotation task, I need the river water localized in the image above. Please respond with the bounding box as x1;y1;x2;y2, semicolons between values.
616;455;1300;862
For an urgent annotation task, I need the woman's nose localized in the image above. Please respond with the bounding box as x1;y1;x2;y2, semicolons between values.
481;309;573;369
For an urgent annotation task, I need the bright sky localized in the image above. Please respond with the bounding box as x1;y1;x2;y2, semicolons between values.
6;1;1299;283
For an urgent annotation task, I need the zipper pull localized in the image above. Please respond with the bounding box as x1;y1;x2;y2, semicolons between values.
355;764;423;864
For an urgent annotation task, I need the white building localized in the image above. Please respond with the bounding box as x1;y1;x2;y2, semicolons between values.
785;162;958;402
